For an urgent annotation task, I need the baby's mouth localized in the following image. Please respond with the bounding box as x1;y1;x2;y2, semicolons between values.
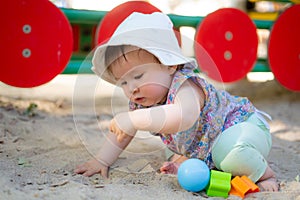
134;97;145;103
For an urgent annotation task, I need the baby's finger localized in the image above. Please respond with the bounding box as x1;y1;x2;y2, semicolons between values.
117;134;124;143
83;169;96;177
109;120;116;132
101;167;109;179
160;162;170;171
109;124;115;133
74;165;86;174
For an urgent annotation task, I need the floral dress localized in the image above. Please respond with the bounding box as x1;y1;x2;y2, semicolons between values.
129;63;256;168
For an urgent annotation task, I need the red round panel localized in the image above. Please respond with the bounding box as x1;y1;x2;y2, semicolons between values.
268;5;300;91
0;0;73;87
95;1;161;45
194;8;258;83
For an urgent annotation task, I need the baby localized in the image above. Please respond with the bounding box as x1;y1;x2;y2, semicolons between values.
75;12;278;192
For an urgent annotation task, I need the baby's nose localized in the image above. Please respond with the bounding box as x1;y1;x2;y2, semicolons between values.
131;87;139;95
129;82;139;94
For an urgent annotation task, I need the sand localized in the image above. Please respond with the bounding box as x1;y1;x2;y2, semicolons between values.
0;75;299;200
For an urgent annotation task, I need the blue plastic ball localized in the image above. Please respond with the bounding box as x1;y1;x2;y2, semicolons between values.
177;158;210;192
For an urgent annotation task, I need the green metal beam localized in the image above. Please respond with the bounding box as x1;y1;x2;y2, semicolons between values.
61;8;106;25
61;8;274;29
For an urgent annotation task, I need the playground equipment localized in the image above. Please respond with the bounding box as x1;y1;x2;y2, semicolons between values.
1;0;299;91
195;8;258;82
0;0;73;87
268;5;300;91
95;1;161;45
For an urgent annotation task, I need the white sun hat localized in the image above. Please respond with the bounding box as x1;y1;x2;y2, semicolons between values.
91;12;197;84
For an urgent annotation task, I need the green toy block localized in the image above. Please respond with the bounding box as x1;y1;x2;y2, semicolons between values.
206;170;232;198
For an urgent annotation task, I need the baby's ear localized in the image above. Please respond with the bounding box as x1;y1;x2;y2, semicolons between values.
168;65;177;74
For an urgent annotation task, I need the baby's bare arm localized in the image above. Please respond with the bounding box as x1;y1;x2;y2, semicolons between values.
129;79;204;134
75;132;133;177
96;131;133;165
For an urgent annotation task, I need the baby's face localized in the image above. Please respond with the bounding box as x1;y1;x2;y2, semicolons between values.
110;49;175;106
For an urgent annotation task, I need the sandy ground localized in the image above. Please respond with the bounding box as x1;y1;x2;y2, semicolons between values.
0;74;299;200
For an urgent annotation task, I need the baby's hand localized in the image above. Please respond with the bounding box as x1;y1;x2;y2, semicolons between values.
110;118;130;143
74;158;109;178
110;112;137;143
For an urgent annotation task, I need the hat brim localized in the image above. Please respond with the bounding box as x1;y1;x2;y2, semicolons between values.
91;43;197;85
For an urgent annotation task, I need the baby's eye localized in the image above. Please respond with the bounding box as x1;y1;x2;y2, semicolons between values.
120;81;127;86
134;73;144;79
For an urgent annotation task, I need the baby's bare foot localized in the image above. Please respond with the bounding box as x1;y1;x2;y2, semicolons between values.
257;166;279;192
160;154;188;174
160;162;180;174
257;177;279;191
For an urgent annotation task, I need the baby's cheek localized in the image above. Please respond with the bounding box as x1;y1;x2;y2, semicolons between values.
144;84;169;99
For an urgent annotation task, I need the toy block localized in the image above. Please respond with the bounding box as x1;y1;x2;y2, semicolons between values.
230;176;260;198
206;170;232;198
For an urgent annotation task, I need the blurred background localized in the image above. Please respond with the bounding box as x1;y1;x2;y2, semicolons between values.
49;0;291;82
1;0;296;102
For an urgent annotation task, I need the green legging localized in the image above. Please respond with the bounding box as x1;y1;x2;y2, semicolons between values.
212;113;272;182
